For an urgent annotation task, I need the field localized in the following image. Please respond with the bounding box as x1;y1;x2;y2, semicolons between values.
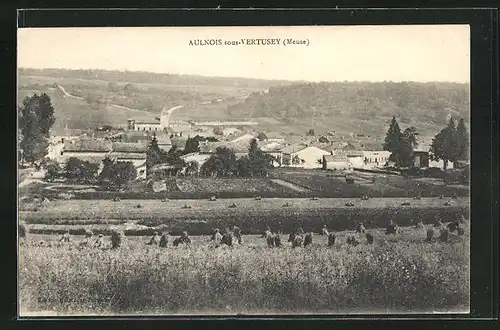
270;169;470;198
174;178;295;194
19;226;470;315
19;197;469;235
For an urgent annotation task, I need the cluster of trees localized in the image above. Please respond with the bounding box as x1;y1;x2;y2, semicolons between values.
430;117;469;170
98;157;137;189
383;115;469;170
146;135;186;176
44;157;137;188
183;135;219;154
19;93;56;165
200;139;274;177
383;116;419;167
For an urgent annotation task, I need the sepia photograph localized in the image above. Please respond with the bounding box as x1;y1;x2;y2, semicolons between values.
17;25;470;316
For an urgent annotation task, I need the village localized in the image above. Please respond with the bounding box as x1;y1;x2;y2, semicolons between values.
43;106;452;184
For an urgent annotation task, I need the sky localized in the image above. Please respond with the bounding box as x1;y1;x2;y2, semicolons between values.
18;25;470;83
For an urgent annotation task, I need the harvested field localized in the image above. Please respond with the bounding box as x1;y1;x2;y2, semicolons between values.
19;228;470;315
19;197;469;234
174;178;292;194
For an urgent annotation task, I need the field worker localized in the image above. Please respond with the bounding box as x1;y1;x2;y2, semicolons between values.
181;231;191;245
233;226;242;244
94;234;104;248
321;225;329;236
212;228;223;247
159;233;169;248
59;230;71;243
264;229;274;248
146;231;160;246
356;221;366;234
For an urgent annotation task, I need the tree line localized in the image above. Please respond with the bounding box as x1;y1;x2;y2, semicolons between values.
383;115;469;170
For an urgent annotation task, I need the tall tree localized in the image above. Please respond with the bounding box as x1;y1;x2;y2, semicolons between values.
248;138;273;176
146;135;168;175
456;118;469;161
383;116;403;161
429;117;461;171
200;147;238;177
184;137;201;154
19;94;55;165
37;93;56;137
399;126;419;167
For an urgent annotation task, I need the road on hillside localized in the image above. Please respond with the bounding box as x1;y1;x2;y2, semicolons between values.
56;84;252;122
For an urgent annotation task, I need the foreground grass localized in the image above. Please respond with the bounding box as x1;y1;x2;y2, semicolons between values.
19;232;470;315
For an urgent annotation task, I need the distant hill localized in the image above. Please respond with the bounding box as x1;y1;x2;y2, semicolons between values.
18;68;295;90
17;68;296;134
226;81;470;138
18;69;470;140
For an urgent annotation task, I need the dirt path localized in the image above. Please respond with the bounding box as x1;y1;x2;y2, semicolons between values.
271;179;311;192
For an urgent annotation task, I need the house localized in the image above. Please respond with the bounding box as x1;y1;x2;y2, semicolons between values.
362;150;392;168
136;162;147;180
322;154;352;171
108;142;147;168
120;131;151;143
156;134;172;152
413;150;430;168
264;132;286;143
180;152;212;169
259;141;285;167
344;150;365;168
228;132;257;144
61;138;113;163
199;141;249;155
281;145;331;169
222;127;240;136
127;119;162;132
316;141;358;155
414;145;454;169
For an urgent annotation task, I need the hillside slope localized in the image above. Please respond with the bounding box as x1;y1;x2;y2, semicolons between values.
18;86;156;135
227;81;470;138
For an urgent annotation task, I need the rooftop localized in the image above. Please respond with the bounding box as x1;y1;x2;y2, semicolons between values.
63;139;113;152
108;152;147;160
112;142;147;153
323;154;349;162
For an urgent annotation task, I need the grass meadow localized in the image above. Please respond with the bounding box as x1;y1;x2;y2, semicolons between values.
19;227;470;315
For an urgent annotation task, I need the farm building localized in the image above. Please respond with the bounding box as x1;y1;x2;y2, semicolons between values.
127;119;162;132
228;132;257;144
180;152;212;169
322;154;352;171
259;141;284;166
362;150;391;167
61;138;113;162
108;142;147;168
413;150;430;168
281;145;331;169
156;134;172;152
263;132;286;143
344;150;365;168
221;127;240;136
